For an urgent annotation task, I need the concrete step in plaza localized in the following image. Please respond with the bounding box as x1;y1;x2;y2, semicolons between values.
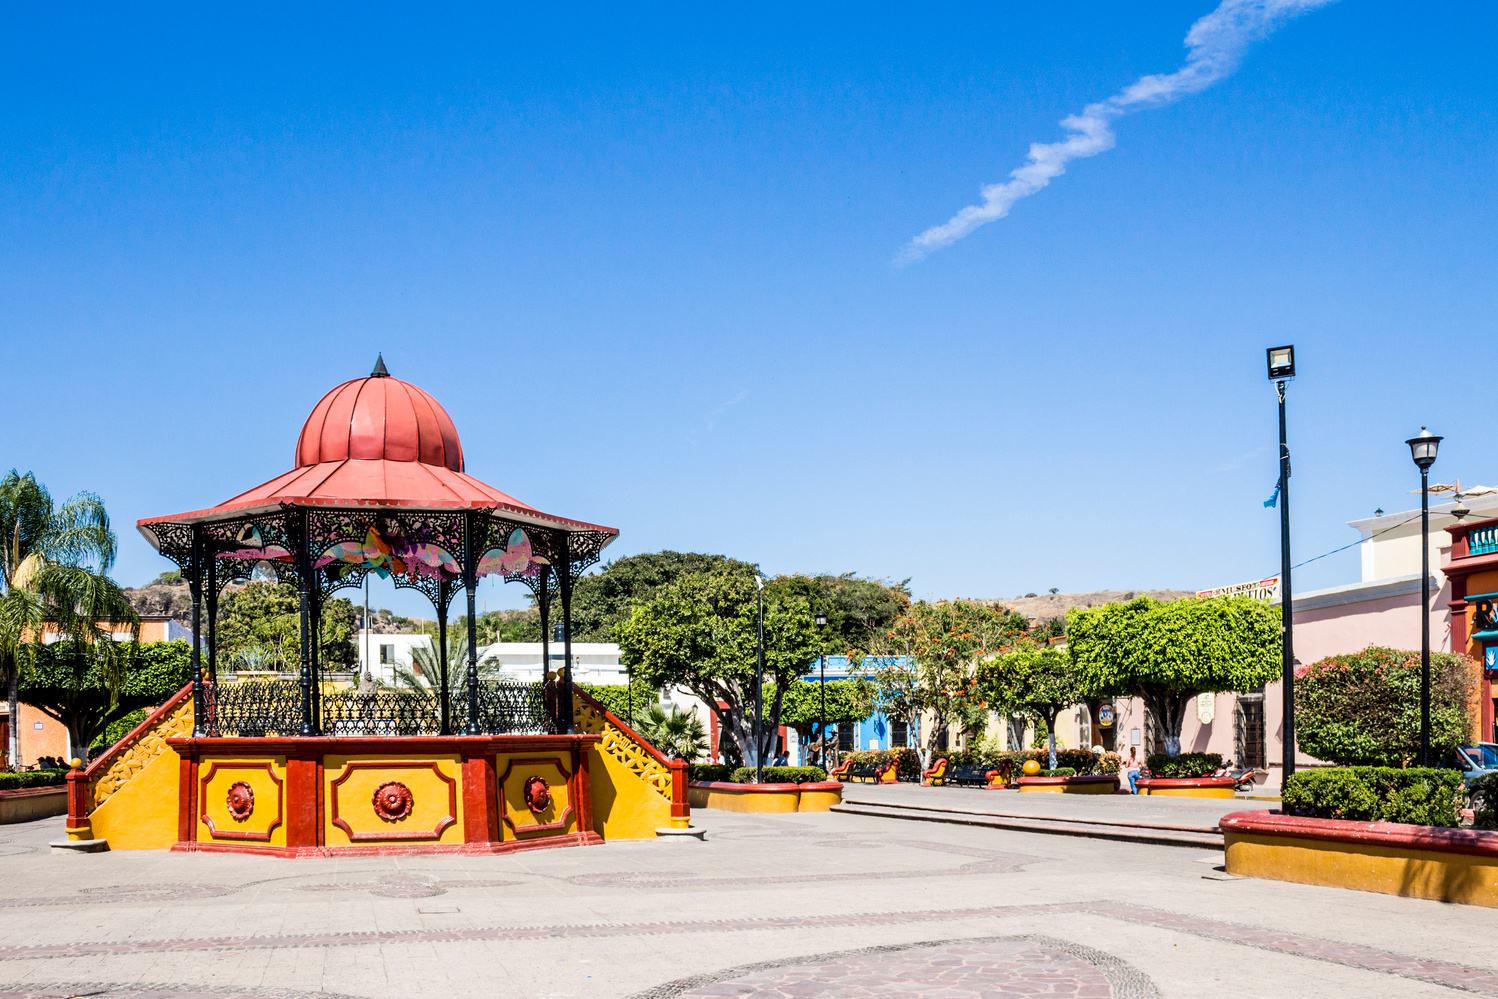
833;798;1227;849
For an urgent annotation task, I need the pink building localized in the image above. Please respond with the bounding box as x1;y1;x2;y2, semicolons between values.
1075;487;1493;781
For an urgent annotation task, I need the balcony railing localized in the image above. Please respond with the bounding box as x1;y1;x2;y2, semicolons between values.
1471;523;1498;556
202;679;553;737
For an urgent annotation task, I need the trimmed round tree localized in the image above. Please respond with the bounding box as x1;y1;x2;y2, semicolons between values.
1295;646;1476;766
978;645;1085;770
20;640;192;759
1067;595;1279;757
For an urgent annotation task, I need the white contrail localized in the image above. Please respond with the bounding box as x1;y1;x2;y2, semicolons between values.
899;0;1337;263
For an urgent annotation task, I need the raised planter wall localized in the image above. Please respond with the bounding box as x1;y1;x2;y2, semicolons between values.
1136;777;1237;799
687;781;843;813
1016;775;1119;794
1222;810;1498;908
0;786;68;824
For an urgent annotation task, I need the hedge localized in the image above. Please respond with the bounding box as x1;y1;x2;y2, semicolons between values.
731;766;828;785
687;764;734;783
0;770;69;791
1037;768;1077;778
1145;752;1222;779
1281;767;1462;827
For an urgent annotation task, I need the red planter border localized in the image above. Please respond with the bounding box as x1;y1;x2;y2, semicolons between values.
1016;775;1119;788
1221;810;1498;859
1135;776;1237;790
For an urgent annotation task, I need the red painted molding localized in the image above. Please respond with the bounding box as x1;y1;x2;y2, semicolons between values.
197;760;284;842
285;755;320;850
461;755;497;844
0;786;68;801
166;734;601;756
170;829;604;858
328;760;458;841
688;780;814;791
1221;810;1498;858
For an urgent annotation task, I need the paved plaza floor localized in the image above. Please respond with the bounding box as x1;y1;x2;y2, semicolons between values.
0;795;1493;999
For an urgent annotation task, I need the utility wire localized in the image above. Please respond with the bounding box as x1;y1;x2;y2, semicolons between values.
1289;513;1422;572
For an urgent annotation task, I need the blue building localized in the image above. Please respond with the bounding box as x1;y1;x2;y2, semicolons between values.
795;655;915;763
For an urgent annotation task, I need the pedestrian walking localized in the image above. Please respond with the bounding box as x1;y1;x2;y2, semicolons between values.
1125;746;1143;794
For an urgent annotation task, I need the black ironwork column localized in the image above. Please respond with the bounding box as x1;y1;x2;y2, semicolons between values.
463;513;480;735
1420;464;1432;766
437;579;451;736
537;564;552;729
309;587;323;734
558;544;575;735
190;526;205;736
205;556;218;685
297;509;314;736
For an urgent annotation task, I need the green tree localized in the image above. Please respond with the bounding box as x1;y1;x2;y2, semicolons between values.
1068;595;1279;756
576;679;660;728
217;582;357;671
867;600;1017;764
770;573;912;652
614;565;819;766
20;640;190;759
1295;646;1475;766
565;551;751;641
0;471;139;767
979;645;1086;768
777;678;875;757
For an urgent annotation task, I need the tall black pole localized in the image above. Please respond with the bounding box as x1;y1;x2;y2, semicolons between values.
755;577;764;784
559;551;575;735
819;652;826;767
1278;379;1296;780
1421;466;1432;766
190;527;205;737
538;564;552;730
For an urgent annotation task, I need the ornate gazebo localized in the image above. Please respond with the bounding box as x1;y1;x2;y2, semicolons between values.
138;356;618;739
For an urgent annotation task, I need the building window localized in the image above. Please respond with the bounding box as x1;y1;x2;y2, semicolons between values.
837;721;854;751
892;720;909;748
380;644;395;664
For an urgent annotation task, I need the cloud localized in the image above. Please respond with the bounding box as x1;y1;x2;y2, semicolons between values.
898;0;1337;264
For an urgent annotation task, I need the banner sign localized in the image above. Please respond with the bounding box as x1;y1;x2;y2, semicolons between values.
1196;576;1280;602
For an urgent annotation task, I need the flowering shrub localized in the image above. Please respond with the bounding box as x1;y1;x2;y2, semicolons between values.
1294;647;1476;766
931;747;1118;776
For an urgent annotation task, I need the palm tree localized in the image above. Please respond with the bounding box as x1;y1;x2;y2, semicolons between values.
636;703;709;763
0;472;138;768
390;632;503;693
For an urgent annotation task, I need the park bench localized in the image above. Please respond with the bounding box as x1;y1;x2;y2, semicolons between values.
832;758;899;784
921;758;948;785
947;764;1000;787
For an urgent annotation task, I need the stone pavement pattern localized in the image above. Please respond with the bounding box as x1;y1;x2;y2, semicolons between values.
0;796;1493;999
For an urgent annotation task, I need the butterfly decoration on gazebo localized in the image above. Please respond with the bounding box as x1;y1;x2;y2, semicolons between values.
218;525;294;563
476;528;544;579
315;528;460;582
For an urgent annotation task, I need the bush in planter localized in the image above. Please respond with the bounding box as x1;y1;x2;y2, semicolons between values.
1145;752;1222;779
687;764;734;783
1037;768;1077;778
1000;749;1104;776
0;769;68;790
731;766;828;785
1282;767;1462;827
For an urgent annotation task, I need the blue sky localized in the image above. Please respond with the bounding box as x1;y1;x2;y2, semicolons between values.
3;2;1495;617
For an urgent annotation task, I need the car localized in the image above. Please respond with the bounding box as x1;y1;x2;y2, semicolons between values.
1439;743;1498;781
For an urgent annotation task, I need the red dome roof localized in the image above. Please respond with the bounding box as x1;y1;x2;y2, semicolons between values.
295;368;464;472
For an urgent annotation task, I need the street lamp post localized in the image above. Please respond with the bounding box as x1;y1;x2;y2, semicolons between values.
1407;427;1442;767
815;610;828;767
1267;345;1297;778
755;575;765;785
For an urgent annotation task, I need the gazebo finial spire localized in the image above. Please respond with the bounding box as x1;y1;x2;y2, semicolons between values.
371;353;390;378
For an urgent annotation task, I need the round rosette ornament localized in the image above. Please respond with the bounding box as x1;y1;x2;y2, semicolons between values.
372;781;414;821
226;781;255;821
523;775;552;814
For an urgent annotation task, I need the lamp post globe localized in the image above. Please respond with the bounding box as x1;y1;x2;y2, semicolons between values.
1406;427;1442;766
